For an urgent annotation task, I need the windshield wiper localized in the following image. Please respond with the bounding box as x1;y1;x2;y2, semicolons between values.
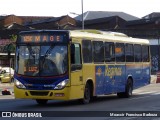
44;45;54;57
27;45;35;59
39;45;54;74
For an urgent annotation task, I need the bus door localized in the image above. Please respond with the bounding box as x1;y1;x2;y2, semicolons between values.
70;43;83;86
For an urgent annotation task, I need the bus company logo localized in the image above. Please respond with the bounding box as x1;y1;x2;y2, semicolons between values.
105;66;122;78
97;67;102;76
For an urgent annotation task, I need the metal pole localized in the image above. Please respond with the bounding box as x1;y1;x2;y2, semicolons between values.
81;0;84;29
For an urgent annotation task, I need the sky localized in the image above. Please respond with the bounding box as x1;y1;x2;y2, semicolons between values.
0;0;160;18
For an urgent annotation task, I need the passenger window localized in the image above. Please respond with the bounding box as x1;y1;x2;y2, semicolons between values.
134;44;142;62
142;45;150;62
125;44;134;62
115;43;125;62
82;40;92;63
93;41;104;63
105;42;115;62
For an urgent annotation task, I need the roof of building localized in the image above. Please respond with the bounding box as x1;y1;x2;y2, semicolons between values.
0;15;15;21
142;12;160;19
127;17;160;26
19;16;53;24
77;16;124;25
25;15;68;26
0;16;5;21
75;11;139;21
4;23;31;30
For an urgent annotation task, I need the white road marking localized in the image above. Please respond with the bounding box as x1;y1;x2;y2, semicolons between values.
129;90;160;100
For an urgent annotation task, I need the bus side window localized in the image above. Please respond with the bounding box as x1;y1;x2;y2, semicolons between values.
105;42;115;62
82;40;92;63
71;43;82;71
134;44;142;62
142;45;150;62
125;43;134;62
115;43;125;62
93;41;104;63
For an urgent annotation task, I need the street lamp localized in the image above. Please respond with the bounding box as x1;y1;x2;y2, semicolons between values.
70;0;84;29
81;0;84;29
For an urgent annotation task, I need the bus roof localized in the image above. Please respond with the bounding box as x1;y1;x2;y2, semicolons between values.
70;30;149;45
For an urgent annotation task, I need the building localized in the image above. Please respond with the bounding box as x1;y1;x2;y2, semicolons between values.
0;15;23;29
75;11;139;21
0;14;53;29
75;11;139;29
25;15;77;30
77;16;126;30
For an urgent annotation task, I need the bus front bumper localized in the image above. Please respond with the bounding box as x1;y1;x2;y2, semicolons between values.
14;86;71;100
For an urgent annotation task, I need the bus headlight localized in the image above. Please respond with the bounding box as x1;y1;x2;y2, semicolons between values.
54;79;69;90
14;79;26;89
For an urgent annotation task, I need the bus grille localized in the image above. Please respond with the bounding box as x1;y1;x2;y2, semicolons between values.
30;91;49;96
27;80;55;84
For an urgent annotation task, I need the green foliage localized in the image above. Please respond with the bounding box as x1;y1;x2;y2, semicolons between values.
3;34;17;53
10;34;17;42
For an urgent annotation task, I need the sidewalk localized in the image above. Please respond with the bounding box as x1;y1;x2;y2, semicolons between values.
0;83;14;87
151;75;157;84
0;83;14;95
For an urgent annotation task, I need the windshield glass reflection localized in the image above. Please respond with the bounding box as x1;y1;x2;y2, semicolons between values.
16;45;68;76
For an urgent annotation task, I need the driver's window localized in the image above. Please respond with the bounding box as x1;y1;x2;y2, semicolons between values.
71;43;81;65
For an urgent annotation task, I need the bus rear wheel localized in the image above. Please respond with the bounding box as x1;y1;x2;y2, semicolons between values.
79;83;91;104
117;79;133;98
36;99;48;105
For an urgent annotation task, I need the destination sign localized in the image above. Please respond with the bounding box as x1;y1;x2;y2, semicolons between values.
20;34;64;43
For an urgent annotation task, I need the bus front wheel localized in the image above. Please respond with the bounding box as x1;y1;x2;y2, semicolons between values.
79;83;91;104
36;99;48;105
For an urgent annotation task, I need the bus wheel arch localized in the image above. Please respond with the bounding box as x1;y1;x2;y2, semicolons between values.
117;77;133;98
79;79;94;104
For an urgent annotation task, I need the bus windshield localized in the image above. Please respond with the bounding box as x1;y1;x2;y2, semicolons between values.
16;45;68;76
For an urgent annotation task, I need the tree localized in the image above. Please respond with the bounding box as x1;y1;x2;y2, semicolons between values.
3;34;17;58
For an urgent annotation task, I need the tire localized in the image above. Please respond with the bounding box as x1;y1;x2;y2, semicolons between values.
125;79;133;97
79;83;91;104
117;79;133;98
36;99;48;105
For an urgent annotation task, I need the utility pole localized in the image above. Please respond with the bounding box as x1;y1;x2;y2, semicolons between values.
81;0;84;29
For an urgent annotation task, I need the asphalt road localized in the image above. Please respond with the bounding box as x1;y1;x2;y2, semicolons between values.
0;84;160;120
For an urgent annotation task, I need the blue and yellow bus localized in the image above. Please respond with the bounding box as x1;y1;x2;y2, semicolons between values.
14;30;150;104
